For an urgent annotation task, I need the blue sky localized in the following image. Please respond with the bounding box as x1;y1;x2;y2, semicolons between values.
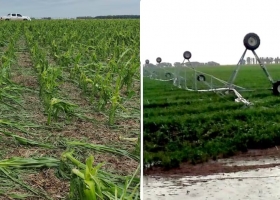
0;0;139;18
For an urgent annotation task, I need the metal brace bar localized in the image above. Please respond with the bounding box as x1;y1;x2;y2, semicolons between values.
252;50;274;83
228;48;247;89
186;59;197;90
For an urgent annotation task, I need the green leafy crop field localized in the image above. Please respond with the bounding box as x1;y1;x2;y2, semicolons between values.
0;19;140;199
144;65;280;169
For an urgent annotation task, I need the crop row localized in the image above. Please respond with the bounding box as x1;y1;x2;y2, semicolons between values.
23;20;140;125
144;65;280;169
0;20;140;199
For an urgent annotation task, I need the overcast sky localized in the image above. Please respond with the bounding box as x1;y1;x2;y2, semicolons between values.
0;0;139;18
140;0;280;65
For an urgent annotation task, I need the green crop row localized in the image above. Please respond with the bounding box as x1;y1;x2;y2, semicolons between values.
144;64;280;169
0;20;140;199
23;20;140;125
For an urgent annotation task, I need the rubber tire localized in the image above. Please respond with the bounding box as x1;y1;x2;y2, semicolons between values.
5;19;9;21
183;51;192;60
145;59;149;64
243;33;260;51
156;57;162;64
197;74;206;82
165;72;172;78
272;81;280;95
23;19;27;21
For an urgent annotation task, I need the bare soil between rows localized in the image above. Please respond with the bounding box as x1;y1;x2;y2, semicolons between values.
144;146;280;177
1;35;140;199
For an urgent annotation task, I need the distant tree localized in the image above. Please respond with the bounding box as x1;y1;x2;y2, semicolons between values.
76;15;140;20
265;57;270;64
174;62;182;67
160;62;172;67
207;61;220;66
246;57;251;65
94;15;140;19
269;57;274;64
144;63;156;67
275;57;280;64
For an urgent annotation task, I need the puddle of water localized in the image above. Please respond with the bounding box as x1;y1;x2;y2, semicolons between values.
217;157;280;166
144;166;280;200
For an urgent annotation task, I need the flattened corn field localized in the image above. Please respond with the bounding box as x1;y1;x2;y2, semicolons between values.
144;65;280;170
0;20;140;199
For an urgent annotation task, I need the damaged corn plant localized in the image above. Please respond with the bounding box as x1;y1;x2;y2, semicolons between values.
63;151;140;200
24;19;140;125
0;19;140;200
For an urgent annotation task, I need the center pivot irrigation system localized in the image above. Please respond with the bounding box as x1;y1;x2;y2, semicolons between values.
144;33;280;106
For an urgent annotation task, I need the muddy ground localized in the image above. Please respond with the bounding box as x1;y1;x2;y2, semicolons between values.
144;147;280;200
144;146;280;176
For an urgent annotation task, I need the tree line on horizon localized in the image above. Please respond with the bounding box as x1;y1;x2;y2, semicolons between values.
77;15;140;19
30;15;140;20
244;57;280;65
143;61;220;67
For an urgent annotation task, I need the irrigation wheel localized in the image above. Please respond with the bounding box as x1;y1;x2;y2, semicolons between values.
156;57;162;64
165;72;172;78
197;74;206;82
243;33;260;51
272;81;280;95
183;51;192;60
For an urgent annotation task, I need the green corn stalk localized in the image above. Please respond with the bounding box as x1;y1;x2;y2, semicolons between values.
22;19;139;127
0;157;59;168
79;71;89;92
0;119;36;135
98;73;113;110
39;66;62;110
47;98;77;125
71;156;105;200
66;141;140;162
40;66;61;93
0;167;52;199
70;53;82;79
0;130;53;148
109;76;121;125
62;152;140;200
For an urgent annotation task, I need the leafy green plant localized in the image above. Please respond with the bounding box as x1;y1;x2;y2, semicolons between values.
47;98;77;124
62;152;140;200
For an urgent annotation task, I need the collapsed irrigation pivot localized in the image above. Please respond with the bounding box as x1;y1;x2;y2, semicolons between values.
144;33;280;106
